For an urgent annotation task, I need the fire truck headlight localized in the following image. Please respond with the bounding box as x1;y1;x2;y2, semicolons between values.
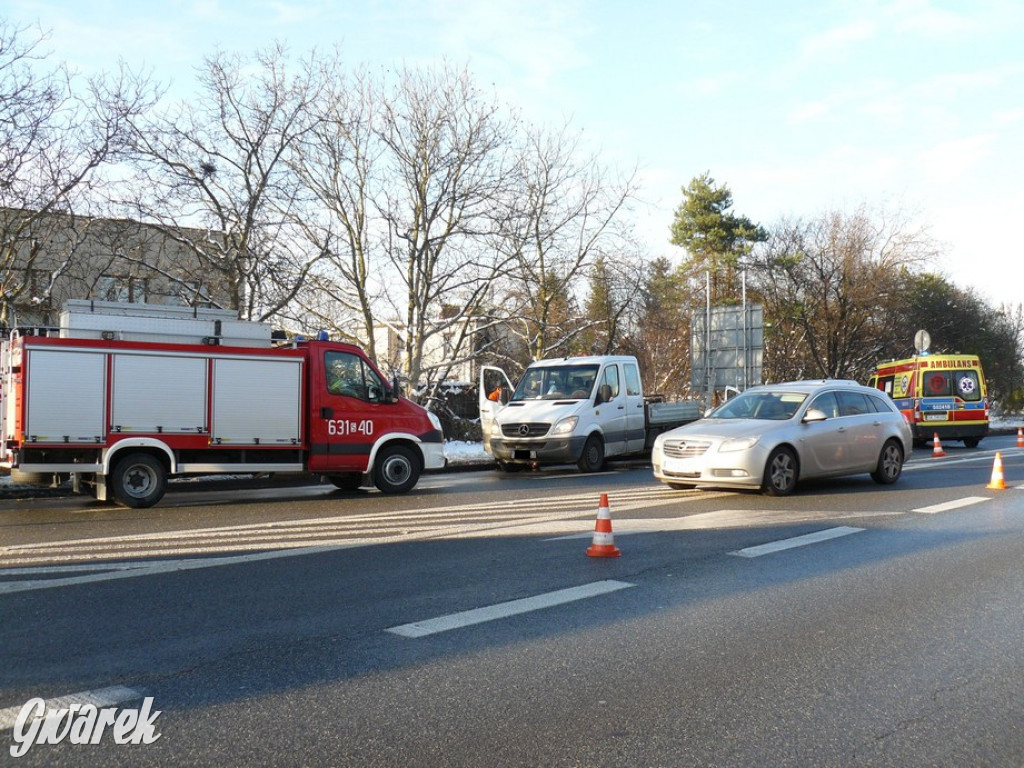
428;411;443;433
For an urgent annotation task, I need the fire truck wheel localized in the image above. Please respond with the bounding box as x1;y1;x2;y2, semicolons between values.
110;452;167;508
327;473;364;491
373;445;420;494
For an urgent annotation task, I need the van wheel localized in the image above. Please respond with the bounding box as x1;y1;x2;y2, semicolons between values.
373;445;420;494
762;447;798;496
110;453;167;508
577;435;605;473
871;439;904;484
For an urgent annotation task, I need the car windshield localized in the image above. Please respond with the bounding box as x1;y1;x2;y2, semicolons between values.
710;390;807;420
511;364;599;401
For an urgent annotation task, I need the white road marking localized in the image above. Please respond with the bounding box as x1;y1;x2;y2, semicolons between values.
385;580;636;638
729;526;864;558
0;487;717;568
0;546;348;595
0;685;143;732
913;496;990;514
545;508;900;540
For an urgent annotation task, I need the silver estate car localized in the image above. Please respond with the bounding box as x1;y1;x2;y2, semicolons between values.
652;380;913;496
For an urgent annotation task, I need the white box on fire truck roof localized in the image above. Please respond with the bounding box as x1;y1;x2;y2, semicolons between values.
59;299;272;347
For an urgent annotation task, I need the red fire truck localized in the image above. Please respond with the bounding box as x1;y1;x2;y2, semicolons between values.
0;300;445;507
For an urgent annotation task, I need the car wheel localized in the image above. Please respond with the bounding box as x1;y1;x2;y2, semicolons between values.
871;439;904;484
577;434;605;473
762;447;798;496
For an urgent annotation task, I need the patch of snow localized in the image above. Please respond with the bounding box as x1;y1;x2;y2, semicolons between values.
444;440;491;465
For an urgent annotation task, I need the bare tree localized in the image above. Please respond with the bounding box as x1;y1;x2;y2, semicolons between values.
750;206;936;381
621;256;698;398
372;62;518;393
123;44;325;320
0;21;157;325
286;57;384;353
495;120;639;362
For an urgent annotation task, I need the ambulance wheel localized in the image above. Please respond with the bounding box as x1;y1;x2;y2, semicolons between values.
963;437;981;448
111;452;167;508
373;445;420;494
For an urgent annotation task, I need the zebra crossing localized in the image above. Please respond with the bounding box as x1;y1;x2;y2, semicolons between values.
0;485;714;571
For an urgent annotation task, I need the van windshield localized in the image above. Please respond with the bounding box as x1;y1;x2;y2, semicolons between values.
512;365;599;401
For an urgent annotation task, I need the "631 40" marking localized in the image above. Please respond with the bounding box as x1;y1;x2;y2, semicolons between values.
327;419;375;437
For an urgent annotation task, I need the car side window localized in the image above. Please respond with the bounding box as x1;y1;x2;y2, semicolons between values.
865;393;892;413
837;391;871;416
810;392;840;419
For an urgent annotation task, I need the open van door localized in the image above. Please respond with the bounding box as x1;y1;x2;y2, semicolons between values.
479;365;515;456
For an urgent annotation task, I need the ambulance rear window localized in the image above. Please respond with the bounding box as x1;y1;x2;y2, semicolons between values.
922;369;982;401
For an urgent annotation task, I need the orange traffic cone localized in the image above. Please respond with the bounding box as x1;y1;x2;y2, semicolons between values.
987;452;1007;490
1016;428;1024;448
586;493;621;558
931;432;946;458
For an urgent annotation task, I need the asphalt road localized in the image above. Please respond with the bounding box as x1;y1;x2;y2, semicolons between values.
1;437;1023;767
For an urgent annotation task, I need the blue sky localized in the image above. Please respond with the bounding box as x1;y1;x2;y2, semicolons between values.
7;0;1023;310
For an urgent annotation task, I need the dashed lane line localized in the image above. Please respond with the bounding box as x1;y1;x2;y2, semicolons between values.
386;580;637;638
729;526;865;558
913;496;990;514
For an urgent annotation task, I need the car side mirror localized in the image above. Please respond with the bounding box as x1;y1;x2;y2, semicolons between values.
803;408;828;423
